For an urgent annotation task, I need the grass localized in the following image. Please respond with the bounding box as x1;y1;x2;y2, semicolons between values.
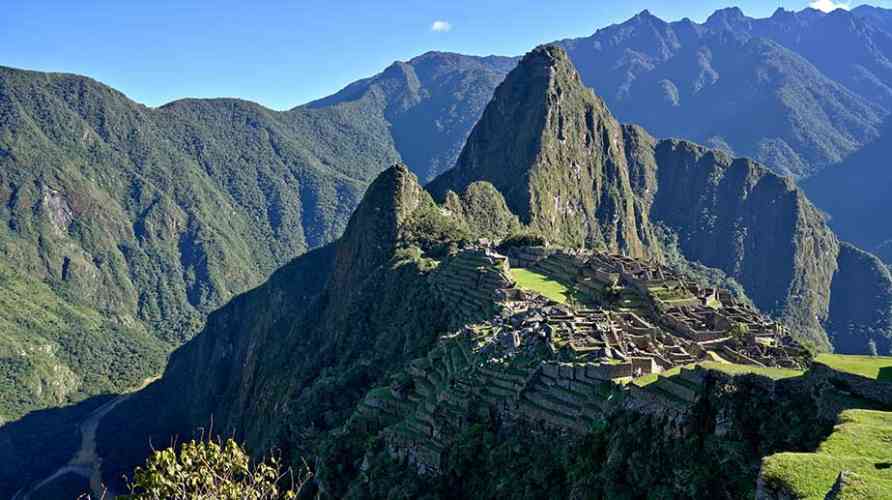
699;361;803;380
633;365;686;387
760;410;892;499
815;354;892;382
510;268;573;304
632;362;803;387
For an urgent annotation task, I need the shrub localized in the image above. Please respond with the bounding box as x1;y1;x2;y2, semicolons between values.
120;437;309;500
497;232;548;252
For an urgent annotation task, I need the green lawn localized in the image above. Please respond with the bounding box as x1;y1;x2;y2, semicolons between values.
509;268;573;304
760;410;892;499
815;354;892;382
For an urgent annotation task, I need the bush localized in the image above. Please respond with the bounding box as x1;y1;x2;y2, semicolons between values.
119;437;309;500
497;232;548;252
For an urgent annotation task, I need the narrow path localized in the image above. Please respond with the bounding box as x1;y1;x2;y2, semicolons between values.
14;375;160;499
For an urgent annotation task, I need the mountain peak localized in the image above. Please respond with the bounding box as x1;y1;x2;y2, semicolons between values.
329;163;425;292
428;46;652;256
706;6;749;29
523;44;573;68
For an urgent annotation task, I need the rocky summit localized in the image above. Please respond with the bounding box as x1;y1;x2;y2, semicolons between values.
5;43;892;500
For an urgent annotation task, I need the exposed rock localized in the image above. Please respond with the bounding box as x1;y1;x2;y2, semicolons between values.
429;46;657;257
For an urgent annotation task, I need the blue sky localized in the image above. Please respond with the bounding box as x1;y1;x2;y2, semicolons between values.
1;1;887;109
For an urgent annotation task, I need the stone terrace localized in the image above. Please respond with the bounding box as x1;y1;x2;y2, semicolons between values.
499;245;808;371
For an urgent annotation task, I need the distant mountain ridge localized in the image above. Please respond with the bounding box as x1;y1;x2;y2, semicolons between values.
305;51;518;182
554;6;892;178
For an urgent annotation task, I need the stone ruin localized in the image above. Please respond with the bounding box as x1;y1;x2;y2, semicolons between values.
352;243;811;475
496;245;809;374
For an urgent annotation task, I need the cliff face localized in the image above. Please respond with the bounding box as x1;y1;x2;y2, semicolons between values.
827;243;892;355
647;139;840;349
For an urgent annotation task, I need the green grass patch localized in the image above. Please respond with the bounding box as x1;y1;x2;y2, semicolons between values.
632;366;686;387
815;354;892;382
510;268;573;304
631;362;802;388
699;361;803;380
760;410;892;499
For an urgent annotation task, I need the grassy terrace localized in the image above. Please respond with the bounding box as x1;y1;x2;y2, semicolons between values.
760;410;892;499
509;268;573;304
815;354;892;382
632;362;803;387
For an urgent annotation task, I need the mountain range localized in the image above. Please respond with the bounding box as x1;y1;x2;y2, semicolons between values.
556;6;892;179
1;1;891;452
4;45;890;498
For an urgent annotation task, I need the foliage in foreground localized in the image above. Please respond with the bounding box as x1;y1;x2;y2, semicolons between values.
121;438;309;500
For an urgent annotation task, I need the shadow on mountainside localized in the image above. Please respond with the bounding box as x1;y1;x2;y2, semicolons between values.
0;395;112;498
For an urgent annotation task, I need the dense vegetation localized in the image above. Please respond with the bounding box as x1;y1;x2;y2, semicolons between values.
0;260;165;422
327;371;836;499
0;52;511;419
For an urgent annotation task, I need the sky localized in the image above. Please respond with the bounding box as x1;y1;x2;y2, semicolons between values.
1;0;887;110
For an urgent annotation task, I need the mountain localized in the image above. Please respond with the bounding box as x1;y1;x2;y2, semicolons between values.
0;53;512;421
432;46;892;354
803;119;892;259
307;52;517;183
5;44;889;498
10;6;892;421
554;7;891;178
428;46;657;257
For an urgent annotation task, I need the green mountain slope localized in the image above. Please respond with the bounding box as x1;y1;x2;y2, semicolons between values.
0;260;165;423
0;52;512;420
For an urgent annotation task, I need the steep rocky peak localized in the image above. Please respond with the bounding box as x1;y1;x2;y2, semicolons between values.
428;44;617;200
329;163;425;290
428;45;653;256
631;9;664;24
343;163;423;240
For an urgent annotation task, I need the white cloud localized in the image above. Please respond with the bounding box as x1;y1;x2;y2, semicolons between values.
808;0;851;12
431;20;452;32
